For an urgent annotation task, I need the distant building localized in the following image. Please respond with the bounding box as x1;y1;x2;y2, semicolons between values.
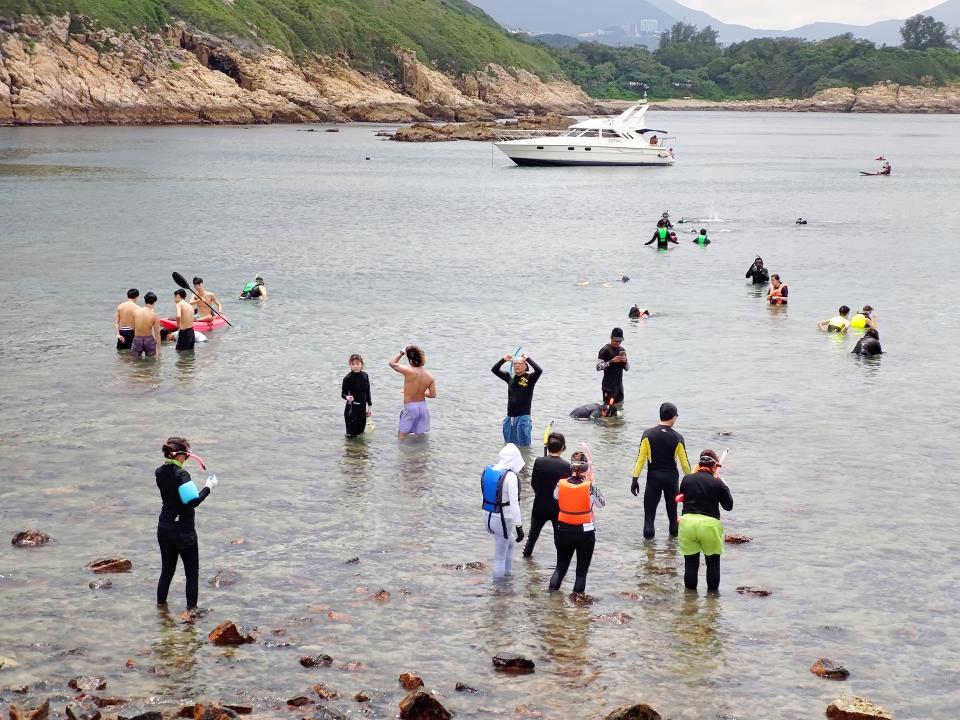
639;19;658;33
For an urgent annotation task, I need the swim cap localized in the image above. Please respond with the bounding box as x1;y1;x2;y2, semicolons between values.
659;402;678;421
698;449;719;466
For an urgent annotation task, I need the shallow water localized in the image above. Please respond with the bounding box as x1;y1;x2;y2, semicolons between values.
1;113;959;719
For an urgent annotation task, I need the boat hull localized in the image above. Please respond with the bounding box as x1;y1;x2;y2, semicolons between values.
495;142;674;167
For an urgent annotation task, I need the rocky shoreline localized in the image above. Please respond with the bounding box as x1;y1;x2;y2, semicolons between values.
0;14;592;126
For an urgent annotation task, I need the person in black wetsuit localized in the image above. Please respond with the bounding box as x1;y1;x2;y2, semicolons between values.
745;257;770;284
645;220;679;250
852;328;883;356
523;432;571;558
629;402;691;539
342;354;373;437
155;437;218;609
596;328;628;404
569;401;615;420
491;353;543;447
678;449;733;592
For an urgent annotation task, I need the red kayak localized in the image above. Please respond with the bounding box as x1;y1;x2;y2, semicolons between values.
161;315;228;332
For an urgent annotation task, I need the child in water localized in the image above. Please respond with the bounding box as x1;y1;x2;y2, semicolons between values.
341;354;372;438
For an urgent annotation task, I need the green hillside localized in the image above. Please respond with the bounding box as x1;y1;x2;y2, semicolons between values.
0;0;562;75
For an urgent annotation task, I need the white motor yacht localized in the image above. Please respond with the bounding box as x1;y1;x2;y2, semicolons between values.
493;103;675;167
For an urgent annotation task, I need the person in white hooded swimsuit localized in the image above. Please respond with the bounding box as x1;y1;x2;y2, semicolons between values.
480;443;525;579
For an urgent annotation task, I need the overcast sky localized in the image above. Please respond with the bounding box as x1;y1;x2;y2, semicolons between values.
681;0;936;28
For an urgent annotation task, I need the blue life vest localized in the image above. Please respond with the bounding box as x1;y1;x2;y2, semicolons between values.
481;466;509;513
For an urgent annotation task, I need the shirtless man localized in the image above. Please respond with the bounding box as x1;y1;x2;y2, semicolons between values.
389;345;436;439
191;277;222;321
173;289;196;351
114;288;140;350
131;292;161;358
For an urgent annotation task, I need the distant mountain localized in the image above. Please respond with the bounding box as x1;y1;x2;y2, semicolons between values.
471;0;960;46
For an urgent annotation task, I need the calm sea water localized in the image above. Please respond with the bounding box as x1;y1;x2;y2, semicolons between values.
1;113;959;719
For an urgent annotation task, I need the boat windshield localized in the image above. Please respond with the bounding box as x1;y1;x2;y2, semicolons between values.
602;129;623;138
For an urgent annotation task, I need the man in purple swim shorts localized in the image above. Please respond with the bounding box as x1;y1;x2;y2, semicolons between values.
131;292;161;358
389;344;437;439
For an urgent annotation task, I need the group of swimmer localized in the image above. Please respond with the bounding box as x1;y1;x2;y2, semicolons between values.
818;305;882;356
647;212;711;249
113;275;266;356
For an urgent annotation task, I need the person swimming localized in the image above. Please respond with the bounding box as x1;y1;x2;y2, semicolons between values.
570;397;616;420
850;306;877;330
796;218;807;225
628;305;650;319
818;306;850;334
692;229;710;246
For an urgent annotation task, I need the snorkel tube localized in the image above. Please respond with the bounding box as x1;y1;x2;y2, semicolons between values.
508;346;523;379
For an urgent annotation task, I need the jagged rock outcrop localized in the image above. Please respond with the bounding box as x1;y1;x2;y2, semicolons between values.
0;14;591;125
459;63;592;115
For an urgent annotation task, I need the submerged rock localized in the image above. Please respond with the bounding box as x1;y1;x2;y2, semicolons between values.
11;530;51;547
725;534;753;544
398;690;452;720
208;569;241;588
65;700;101;720
399;672;424;690
338;660;364;672
118;713;162;720
811;658;851;680
736;586;772;597
177;704;238;720
825;695;893;719
455;682;479;693
492;653;535;674
86;557;132;573
68;676;107;692
88;579;113;591
592;612;632;625
180;607;211;624
8;700;50;720
372;589;391;602
570;592;595;605
207;621;255;645
299;654;334;668
314;683;340;701
353;691;371;703
604;705;662;720
287;696;313;708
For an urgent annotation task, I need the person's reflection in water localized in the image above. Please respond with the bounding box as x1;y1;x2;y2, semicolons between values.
126;354;162;387
152;606;204;695
669;592;724;678
174;349;196;380
540;594;598;689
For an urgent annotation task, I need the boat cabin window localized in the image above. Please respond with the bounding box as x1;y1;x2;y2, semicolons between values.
602;130;623;139
578;129;600;138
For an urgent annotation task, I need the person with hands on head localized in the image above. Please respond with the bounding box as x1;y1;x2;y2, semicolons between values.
155;437;219;610
678;449;733;593
597;328;629;404
630;402;691;539
481;443;526;580
549;450;606;596
491;351;543;447
389;344;435;439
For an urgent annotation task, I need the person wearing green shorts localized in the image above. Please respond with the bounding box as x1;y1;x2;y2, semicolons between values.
677;450;733;592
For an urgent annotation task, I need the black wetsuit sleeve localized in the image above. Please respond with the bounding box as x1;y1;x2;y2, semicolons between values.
718;482;733;512
341;374;350;400
491;359;510;383
781;285;789;297
365;373;372;406
645;234;657;245
527;358;543;385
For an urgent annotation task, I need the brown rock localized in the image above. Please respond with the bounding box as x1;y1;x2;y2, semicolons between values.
65;700;100;720
287;696;313;708
618;591;644;601
326;611;351;622
314;683;340;701
86;557;132;573
725;534;753;544
89;698;126;708
570;592;595;605
353;692;370;703
737;586;772;597
299;654;333;668
207;621;255;645
184;704;238;720
399;672;424;690
811;659;851;680
398;690;452;720
118;713;161;720
69;676;107;692
88;579;113;590
208;569;240;587
8;700;50;720
492;653;535;674
372;589;390;602
604;705;662;720
825;695;893;719
11;530;51;547
180;607;211;624
222;706;250;716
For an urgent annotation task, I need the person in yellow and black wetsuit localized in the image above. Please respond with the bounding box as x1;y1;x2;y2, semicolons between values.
629;402;691;539
818;306;850;334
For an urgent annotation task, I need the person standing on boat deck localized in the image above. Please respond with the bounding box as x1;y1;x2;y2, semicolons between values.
389;345;435;439
491;352;542;447
597;328;628;404
115;288;140;351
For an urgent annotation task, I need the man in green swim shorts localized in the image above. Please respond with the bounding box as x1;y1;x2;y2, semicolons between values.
677;449;733;593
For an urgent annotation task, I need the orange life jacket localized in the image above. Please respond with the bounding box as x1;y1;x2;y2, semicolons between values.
769;283;788;305
557;478;593;525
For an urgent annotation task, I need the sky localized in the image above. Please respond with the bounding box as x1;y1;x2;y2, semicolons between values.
680;0;937;28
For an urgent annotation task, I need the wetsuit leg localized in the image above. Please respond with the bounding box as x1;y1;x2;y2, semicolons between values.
684;553;700;590
523;506;549;557
642;477;662;539
345;404;365;437
157;526;179;604
665;478;680;536
549;530;576;590
180;541;200;608
705;555;721;593
572;531;596;594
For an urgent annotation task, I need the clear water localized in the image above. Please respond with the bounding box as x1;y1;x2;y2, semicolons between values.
1;112;959;719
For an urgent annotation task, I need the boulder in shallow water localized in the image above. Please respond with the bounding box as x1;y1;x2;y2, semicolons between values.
399;672;424;690
86;558;132;574
492;653;535;673
398;690;452;720
9;700;50;720
65;700;101;720
287;696;313;708
11;530;50;547
825;695;893;719
68;676;107;692
811;658;850;680
604;705;662;720
299;654;333;668
208;621;255;645
736;586;771;597
725;534;753;544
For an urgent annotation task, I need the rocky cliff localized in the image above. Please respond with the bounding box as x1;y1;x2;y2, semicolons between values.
0;14;593;125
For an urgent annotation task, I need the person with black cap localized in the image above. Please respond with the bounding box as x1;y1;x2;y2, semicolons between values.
678;449;733;592
596;328;629;405
852;328;883;356
522;432;571;558
630;402;691;539
745;257;769;285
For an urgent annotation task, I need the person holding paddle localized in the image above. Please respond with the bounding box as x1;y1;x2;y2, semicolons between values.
191;277;222;321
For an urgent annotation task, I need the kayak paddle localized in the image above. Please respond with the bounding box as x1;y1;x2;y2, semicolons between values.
173;271;233;327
